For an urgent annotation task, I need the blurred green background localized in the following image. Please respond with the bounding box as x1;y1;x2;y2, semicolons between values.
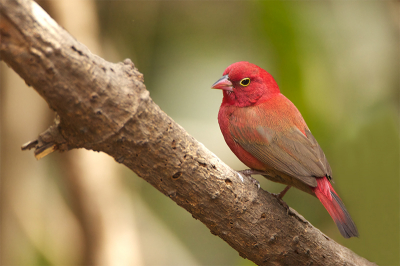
1;1;398;265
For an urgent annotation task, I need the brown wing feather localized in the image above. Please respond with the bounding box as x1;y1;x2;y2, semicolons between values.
232;125;332;188
305;130;332;179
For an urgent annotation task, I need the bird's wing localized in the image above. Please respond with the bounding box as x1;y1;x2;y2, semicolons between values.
230;122;332;188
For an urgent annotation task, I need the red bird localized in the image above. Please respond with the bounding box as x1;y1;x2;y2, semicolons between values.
212;61;358;238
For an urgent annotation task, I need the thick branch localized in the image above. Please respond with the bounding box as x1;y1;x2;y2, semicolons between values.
0;0;376;265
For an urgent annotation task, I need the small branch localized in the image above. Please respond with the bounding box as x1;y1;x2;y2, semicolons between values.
0;0;376;265
21;117;66;159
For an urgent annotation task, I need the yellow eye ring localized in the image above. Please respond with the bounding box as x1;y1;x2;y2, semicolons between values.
240;78;251;87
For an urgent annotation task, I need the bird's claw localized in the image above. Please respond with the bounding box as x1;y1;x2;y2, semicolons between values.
271;186;292;214
271;193;290;214
252;178;261;189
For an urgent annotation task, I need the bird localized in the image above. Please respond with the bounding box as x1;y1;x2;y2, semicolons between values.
212;61;358;238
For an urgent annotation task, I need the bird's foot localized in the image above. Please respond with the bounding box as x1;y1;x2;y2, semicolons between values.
271;186;292;214
238;169;268;176
237;169;265;189
251;178;261;189
271;193;290;214
271;185;291;199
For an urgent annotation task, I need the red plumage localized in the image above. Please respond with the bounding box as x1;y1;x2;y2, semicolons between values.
212;61;358;238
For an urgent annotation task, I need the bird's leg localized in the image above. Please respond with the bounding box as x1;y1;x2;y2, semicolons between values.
272;185;291;199
237;169;268;189
238;169;269;176
238;170;292;213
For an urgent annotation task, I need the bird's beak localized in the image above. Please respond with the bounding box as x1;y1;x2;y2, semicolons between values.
211;75;233;91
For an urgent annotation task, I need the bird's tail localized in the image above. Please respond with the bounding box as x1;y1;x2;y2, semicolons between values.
312;177;359;238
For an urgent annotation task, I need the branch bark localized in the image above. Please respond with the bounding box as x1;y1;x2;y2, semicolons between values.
0;0;376;265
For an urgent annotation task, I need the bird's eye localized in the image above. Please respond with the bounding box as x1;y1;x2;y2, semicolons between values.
240;78;250;87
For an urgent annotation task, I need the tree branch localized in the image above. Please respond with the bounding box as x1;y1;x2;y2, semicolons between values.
0;0;376;265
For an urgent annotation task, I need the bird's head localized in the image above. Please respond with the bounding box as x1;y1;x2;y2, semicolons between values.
212;61;280;107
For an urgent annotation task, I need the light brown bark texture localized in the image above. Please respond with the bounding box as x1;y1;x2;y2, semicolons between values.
0;0;377;265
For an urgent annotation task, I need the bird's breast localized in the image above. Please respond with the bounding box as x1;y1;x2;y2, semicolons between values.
218;105;268;171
